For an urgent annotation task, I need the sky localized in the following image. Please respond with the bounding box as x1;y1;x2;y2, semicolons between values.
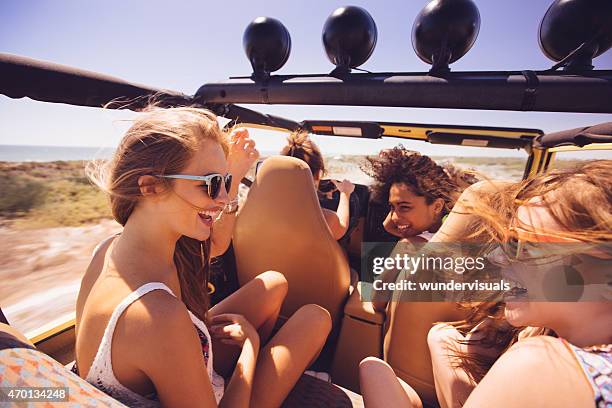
0;0;611;158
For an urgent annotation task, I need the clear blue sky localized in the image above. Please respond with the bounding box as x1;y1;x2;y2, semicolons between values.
1;0;611;157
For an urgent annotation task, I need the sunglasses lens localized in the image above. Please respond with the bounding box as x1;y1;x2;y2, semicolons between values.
205;174;231;199
207;175;222;199
225;174;232;194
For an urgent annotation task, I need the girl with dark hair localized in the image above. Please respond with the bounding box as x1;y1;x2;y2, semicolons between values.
362;146;477;242
364;146;477;312
76;107;331;407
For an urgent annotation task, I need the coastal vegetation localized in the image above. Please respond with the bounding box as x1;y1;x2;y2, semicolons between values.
0;161;109;228
0;156;588;229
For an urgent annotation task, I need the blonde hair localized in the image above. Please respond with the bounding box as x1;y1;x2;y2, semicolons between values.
449;160;611;382
87;106;229;321
465;159;612;243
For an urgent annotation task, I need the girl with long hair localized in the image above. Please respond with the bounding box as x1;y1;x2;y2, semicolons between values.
75;107;331;407
360;160;612;408
362;146;477;243
363;146;477;312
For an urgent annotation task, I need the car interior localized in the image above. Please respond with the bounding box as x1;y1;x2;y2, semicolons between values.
1;0;611;406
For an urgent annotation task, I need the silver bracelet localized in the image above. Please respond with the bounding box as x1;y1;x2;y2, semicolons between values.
224;199;240;214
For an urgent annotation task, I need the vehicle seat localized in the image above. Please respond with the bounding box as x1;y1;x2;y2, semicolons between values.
233;156;351;327
383;301;466;407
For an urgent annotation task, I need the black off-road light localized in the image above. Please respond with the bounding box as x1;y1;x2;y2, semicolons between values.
243;17;291;80
322;6;378;74
539;0;612;71
412;0;481;74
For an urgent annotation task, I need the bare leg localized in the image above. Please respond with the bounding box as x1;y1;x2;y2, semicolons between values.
209;270;288;377
250;304;332;408
359;357;422;408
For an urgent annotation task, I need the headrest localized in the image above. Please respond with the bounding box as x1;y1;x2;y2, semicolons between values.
233;156;351;324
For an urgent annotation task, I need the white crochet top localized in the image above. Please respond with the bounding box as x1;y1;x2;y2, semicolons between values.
84;282;225;407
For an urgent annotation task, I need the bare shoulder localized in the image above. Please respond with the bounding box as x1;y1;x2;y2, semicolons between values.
81;235;120;285
465;179;514;193
322;208;341;234
116;290;216;407
120;289;196;342
464;336;594;408
76;235;121;321
499;335;577;369
91;234;120;258
322;207;339;223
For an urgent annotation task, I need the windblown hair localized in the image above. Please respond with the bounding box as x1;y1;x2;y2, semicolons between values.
448;160;612;382
87;106;229;322
463;159;612;244
280;131;326;178
361;146;476;215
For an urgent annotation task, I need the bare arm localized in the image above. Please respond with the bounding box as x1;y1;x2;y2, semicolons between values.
336;191;352;235
210;188;239;258
136;300;262;408
322;208;346;241
219;337;259;408
135;297;218;407
321;180;355;240
211;128;259;258
430;180;513;243
464;336;594;408
333;179;355;236
209;314;261;408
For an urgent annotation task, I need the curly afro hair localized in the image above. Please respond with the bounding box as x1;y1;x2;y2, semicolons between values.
361;146;473;215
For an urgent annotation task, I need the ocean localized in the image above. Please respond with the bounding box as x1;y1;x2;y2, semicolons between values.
0;145;285;163
0;145;116;162
0;144;529;182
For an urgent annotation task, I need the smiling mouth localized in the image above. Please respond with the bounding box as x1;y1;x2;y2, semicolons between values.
396;224;412;232
198;209;221;225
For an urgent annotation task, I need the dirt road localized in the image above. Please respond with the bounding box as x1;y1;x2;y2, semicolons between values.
0;219;122;334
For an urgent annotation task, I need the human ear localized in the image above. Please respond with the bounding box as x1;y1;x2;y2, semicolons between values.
434;198;445;215
138;175;161;196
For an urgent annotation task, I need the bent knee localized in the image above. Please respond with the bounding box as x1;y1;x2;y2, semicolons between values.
359;357;397;385
257;271;288;294
359;356;389;373
295;304;332;335
427;323;459;351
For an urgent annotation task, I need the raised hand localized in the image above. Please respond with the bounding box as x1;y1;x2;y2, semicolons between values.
331;179;355;195
209;313;259;347
227;128;260;185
